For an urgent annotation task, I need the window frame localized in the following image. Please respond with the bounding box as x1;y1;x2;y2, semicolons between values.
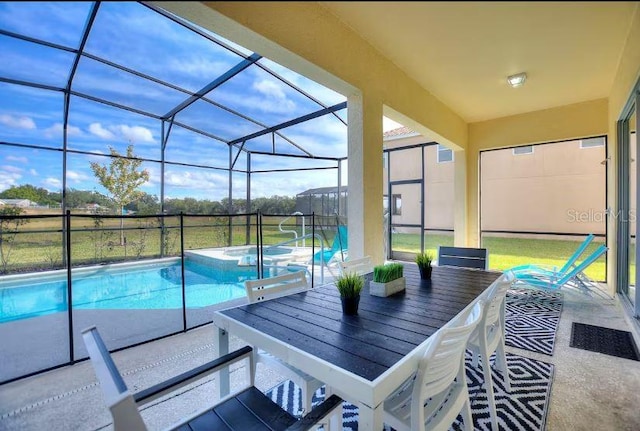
392;194;402;215
437;145;454;163
512;145;534;156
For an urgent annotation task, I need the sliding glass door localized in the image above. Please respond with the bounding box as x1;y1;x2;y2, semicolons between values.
618;90;639;316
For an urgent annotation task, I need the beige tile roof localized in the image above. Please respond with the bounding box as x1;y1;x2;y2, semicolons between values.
383;126;416;138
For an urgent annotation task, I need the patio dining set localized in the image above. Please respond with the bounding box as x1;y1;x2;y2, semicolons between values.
84;238;603;431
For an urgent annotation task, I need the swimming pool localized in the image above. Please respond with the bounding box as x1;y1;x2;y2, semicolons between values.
0;259;256;323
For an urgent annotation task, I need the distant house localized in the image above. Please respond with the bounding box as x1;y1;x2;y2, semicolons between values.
295;186;348;217
0;199;38;208
382;126;606;236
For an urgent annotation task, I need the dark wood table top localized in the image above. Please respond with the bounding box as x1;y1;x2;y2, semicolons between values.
219;264;502;382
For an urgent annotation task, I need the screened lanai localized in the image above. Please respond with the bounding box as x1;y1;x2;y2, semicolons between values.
0;1;348;213
0;1;352;384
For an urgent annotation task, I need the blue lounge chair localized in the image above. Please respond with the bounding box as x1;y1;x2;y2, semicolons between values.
314;225;348;264
512;244;607;291
508;234;595;280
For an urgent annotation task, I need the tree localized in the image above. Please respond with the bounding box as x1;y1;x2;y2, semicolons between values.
90;144;150;245
65;188;111;210
0;206;29;274
124;191;160;215
0;184;58;206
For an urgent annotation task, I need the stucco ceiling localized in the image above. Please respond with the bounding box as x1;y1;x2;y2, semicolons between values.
320;1;638;123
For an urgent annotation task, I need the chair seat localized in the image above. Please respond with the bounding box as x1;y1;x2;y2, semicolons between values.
183;386;298;431
383;376;470;431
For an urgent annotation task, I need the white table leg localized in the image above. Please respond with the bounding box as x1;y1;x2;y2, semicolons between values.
358;402;384;431
214;327;229;398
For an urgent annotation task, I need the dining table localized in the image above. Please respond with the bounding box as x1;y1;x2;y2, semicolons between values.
211;264;502;430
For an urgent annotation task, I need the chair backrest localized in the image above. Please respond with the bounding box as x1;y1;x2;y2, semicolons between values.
412;301;483;406
437;246;488;270
313;225;348;264
340;255;373;276
245;270;309;303
331;225;348;253
82;326;148;431
557;234;595;275
482;271;515;327
557;244;607;285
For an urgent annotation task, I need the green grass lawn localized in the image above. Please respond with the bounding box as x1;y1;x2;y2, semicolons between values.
0;215;609;282
0;216;329;274
391;233;607;282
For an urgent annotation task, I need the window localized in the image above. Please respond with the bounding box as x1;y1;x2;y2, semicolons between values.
392;194;402;215
513;145;534;155
580;137;605;148
437;145;453;163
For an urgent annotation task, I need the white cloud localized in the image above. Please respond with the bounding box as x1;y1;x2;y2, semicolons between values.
165;170;228;191
276;114;347;157
250;170;337;198
0;169;21;192
43;177;62;189
1;165;23;173
0;114;36;130
253;79;287;100
30;169;38;176
88;123;155;144
212;79;297;116
6;155;28;163
89;123;115;140
257;58;346;106
168;57;231;80
113;125;155;144
44;122;82;138
66;170;90;183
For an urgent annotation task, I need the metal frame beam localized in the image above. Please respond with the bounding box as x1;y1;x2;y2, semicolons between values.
228;102;347;147
162;53;261;120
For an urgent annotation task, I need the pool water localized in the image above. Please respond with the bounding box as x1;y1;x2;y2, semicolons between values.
0;260;256;323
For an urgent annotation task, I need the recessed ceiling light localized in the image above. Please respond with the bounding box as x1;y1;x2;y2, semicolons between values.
507;72;527;88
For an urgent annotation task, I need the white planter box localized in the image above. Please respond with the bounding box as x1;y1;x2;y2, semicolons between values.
369;277;406;297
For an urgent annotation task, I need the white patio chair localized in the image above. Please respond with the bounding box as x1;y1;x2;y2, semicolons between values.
383;300;484;431
339;255;373;275
467;271;515;431
245;271;340;428
82;326;342;431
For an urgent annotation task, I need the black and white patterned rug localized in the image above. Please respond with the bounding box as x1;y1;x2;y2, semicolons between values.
266;352;554;431
504;288;563;356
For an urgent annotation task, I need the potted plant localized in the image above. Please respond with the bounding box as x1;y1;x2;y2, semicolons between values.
416;251;434;280
336;272;364;315
370;262;405;297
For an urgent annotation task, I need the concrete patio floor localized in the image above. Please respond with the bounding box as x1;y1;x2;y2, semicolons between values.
1;284;639;431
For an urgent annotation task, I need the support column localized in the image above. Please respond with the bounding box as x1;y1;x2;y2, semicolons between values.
453;149;468;246
347;93;384;264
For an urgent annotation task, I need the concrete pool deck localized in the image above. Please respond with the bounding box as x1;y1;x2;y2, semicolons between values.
1;249;339;382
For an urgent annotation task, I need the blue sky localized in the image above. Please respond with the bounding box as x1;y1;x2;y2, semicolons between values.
0;2;401;201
